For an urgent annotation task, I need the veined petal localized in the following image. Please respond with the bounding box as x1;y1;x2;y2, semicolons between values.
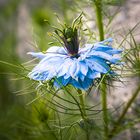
79;44;93;53
27;52;47;59
57;58;72;77
87;70;101;79
93;45;122;55
28;46;67;59
93;44;112;50
40;55;64;65
93;38;113;49
64;73;71;79
87;51;121;63
46;66;57;80
99;38;113;44
54;76;71;88
78;61;88;76
28;71;49;81
61;77;71;86
105;49;122;55
69;60;77;78
47;46;67;54
69;79;83;89
78;73;86;81
85;44;93;48
69;78;93;90
32;56;64;73
85;58;110;73
80;78;93;89
29;55;64;81
73;62;81;80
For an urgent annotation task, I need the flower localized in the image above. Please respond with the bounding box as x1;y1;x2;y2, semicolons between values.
28;15;122;90
28;37;122;90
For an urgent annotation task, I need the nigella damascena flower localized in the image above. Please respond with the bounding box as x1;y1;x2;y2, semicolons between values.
28;19;122;90
28;38;122;90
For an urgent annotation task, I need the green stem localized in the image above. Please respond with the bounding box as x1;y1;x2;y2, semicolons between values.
77;89;90;140
100;81;108;140
109;84;140;138
94;0;104;41
77;89;87;120
94;1;108;139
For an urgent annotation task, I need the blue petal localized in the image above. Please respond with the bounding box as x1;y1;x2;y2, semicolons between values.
27;52;47;59
54;76;71;88
28;71;49;81
38;54;65;65
69;78;93;90
85;57;110;73
64;74;71;79
32;56;63;73
78;73;86;81
28;46;67;59
57;58;72;77
69;61;77;78
69;79;83;89
74;62;81;78
99;38;113;44
47;46;67;55
86;70;101;79
87;51;121;63
79;44;93;53
80;78;93;89
61;76;71;86
93;45;122;55
93;45;112;51
105;49;122;55
29;55;64;81
93;38;112;47
78;61;88;76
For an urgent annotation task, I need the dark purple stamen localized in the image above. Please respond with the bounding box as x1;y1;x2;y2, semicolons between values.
62;27;79;57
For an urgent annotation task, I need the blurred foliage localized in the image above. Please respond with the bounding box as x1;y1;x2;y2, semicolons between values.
103;0;126;6
0;0;20;109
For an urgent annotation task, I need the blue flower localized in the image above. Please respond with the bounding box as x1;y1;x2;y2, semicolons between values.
28;38;122;90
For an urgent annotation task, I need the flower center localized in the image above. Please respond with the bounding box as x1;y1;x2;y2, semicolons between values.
70;53;80;59
63;27;79;56
54;14;83;57
54;26;79;57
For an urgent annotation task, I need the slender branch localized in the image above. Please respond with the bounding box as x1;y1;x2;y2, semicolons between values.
94;1;108;139
109;84;140;138
94;0;104;41
100;81;108;140
77;89;87;119
77;89;90;140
